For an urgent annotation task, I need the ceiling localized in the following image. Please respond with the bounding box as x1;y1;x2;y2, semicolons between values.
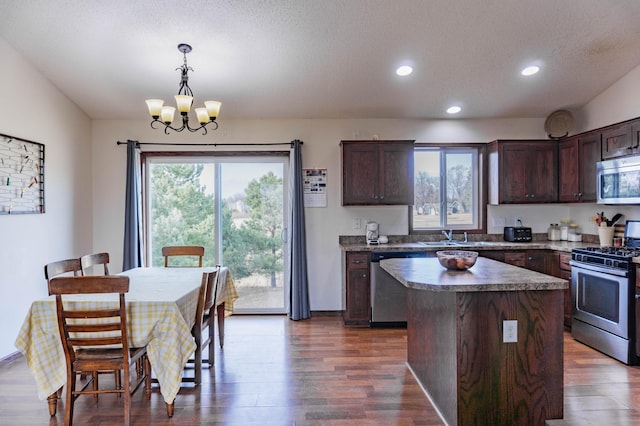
2;0;640;122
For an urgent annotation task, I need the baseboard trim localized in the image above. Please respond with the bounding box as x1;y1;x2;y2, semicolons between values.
311;310;342;317
0;351;23;368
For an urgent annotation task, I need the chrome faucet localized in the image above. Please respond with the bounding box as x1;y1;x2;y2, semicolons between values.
442;229;453;241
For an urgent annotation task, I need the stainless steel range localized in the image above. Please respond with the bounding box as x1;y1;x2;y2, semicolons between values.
570;220;640;365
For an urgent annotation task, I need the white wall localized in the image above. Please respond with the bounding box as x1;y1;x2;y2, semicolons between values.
0;38;92;357
574;65;640;133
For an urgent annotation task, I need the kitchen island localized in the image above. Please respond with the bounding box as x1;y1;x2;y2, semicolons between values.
380;257;568;426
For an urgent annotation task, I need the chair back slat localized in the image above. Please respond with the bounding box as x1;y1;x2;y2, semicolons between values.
49;276;129;294
67;336;123;347
64;309;121;319
162;245;205;267
44;258;82;281
80;252;110;276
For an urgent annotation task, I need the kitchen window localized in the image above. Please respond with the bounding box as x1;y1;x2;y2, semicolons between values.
410;144;486;233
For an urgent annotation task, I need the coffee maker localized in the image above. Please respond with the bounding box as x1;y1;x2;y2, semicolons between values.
366;221;379;245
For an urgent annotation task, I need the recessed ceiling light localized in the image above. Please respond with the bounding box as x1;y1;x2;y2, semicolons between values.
447;106;462;114
396;65;413;76
521;65;540;76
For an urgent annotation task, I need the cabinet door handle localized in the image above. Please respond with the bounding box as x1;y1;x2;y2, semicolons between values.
361;273;368;278
352;260;363;264
379;195;384;200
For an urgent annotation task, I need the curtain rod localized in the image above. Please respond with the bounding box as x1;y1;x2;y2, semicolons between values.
116;140;302;147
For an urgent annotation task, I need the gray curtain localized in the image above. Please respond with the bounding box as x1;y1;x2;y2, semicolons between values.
122;140;143;271
288;140;310;320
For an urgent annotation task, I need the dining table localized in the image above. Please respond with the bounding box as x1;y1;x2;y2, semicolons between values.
15;266;238;418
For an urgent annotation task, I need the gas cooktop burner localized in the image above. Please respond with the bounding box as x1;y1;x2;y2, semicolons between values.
578;246;640;257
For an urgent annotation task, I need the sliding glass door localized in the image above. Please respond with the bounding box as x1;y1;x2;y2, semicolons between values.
145;154;289;314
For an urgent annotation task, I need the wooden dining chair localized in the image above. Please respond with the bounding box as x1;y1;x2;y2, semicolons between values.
162;245;205;267
182;270;214;385
201;265;222;366
49;275;151;426
46;256;121;390
80;252;110;276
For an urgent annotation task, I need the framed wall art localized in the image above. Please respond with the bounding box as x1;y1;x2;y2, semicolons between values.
0;133;45;214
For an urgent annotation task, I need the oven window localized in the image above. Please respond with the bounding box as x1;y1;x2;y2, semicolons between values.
577;273;620;323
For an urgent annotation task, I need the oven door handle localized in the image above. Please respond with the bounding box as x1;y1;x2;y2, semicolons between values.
570;260;629;277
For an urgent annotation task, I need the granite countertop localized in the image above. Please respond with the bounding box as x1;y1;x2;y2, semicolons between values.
380;257;569;292
340;240;592;253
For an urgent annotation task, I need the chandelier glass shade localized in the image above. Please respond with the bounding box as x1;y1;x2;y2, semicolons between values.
145;43;221;135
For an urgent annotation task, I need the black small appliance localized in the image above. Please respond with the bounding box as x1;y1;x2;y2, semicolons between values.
503;226;532;242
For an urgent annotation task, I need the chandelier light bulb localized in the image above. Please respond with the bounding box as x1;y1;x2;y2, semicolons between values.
195;108;209;124
160;106;176;124
145;99;164;119
174;95;193;114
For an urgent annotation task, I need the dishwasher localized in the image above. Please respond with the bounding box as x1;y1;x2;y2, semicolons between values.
370;251;429;326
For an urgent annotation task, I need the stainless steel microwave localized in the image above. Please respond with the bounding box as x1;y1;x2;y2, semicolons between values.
596;155;640;204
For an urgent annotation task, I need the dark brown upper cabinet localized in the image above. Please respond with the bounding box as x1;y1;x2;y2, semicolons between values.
341;140;414;206
488;140;558;204
601;121;640;159
558;132;600;202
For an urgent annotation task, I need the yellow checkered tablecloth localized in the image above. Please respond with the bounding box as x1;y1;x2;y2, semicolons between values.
216;266;238;314
15;267;237;405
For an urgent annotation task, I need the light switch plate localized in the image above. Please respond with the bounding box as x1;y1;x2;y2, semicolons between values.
503;320;517;343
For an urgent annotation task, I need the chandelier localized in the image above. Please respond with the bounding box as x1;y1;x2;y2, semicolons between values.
145;43;221;135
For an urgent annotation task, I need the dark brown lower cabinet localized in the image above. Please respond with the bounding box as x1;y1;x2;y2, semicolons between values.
344;252;371;326
483;249;554;275
557;252;573;328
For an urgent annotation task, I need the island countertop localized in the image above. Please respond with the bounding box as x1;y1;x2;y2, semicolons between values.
380;257;568;292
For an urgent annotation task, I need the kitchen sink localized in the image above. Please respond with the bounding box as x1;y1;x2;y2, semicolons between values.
417;240;500;247
417;241;458;246
451;241;497;246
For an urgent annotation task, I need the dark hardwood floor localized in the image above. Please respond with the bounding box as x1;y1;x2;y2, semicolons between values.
1;315;640;425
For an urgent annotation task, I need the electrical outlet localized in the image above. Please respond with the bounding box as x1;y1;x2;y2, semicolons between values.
515;216;523;226
353;218;361;229
503;320;517;343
